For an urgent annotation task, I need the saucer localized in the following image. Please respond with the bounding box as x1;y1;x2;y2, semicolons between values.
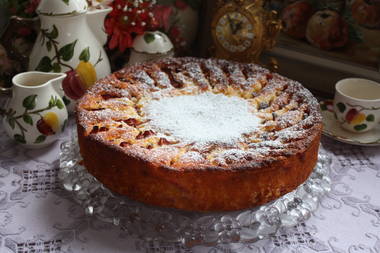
320;100;380;146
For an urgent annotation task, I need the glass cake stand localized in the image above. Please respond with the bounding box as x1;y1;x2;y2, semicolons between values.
59;133;332;247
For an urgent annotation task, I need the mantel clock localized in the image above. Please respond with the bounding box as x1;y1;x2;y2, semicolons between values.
211;0;282;63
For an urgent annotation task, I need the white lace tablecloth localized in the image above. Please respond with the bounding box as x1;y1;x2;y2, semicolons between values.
0;119;379;253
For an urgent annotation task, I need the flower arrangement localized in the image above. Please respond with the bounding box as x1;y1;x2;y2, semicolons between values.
104;0;200;53
105;0;158;52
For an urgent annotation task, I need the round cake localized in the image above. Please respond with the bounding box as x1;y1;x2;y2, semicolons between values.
76;57;323;212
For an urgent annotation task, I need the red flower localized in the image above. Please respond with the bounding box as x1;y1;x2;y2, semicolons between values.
175;0;188;10
152;5;173;31
105;0;157;52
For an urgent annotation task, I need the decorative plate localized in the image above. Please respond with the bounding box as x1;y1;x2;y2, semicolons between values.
59;133;331;247
320;100;380;146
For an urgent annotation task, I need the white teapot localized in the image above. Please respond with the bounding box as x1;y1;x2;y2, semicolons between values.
28;0;111;112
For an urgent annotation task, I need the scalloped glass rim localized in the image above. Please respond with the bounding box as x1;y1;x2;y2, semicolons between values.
59;133;332;247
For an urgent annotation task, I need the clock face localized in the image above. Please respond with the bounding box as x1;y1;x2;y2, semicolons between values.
215;11;256;53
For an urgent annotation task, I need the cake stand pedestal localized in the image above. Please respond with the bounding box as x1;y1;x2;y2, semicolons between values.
59;133;331;247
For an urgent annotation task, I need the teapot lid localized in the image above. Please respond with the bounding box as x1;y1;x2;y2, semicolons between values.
37;0;88;16
133;31;174;54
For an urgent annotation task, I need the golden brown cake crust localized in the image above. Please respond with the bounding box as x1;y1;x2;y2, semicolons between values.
76;57;323;212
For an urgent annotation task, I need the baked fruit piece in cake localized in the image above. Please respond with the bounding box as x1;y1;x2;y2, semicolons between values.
76;57;323;212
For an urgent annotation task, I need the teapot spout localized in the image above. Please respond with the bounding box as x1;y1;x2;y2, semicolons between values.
86;7;112;46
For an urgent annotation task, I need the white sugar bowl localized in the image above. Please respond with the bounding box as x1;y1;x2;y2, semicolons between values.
128;31;174;65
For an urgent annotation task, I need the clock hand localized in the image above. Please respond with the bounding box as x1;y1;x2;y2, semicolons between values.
227;14;235;34
234;21;243;34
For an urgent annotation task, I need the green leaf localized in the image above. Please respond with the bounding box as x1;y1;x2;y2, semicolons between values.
79;47;90;62
23;95;37;110
336;102;346;113
366;114;375;122
48;96;56;107
23;114;33;125
59;40;77;61
35;56;53;72
52;62;61;73
144;33;155;44
49;25;59;39
56;99;64;109
47;41;52;52
62;0;69;5
14;134;26;144
354;124;367;131
8;118;15;129
34;135;46;144
62;96;71;106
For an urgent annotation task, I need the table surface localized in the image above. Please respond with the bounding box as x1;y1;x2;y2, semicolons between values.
0;118;379;253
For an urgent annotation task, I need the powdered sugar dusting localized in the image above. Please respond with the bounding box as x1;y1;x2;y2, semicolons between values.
144;92;262;144
78;57;323;168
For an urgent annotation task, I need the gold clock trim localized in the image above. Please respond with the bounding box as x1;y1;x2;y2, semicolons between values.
210;0;281;64
211;2;264;62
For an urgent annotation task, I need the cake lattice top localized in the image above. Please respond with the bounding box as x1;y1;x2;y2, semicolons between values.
76;57;322;170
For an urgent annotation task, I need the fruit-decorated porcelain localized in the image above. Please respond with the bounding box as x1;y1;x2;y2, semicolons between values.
128;31;174;65
28;0;111;113
333;78;380;133
2;72;68;148
320;100;380;146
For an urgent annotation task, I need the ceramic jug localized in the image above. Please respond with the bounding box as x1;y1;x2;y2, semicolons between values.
1;72;68;148
28;0;111;112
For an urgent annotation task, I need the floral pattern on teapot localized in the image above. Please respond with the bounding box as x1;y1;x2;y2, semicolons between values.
28;0;112;113
35;24;103;102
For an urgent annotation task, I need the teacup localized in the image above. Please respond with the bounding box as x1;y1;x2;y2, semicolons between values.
333;78;380;133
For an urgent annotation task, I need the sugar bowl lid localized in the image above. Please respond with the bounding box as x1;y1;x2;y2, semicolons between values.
37;0;88;16
133;31;174;54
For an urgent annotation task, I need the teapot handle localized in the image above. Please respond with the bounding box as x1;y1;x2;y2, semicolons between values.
1;16;39;70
